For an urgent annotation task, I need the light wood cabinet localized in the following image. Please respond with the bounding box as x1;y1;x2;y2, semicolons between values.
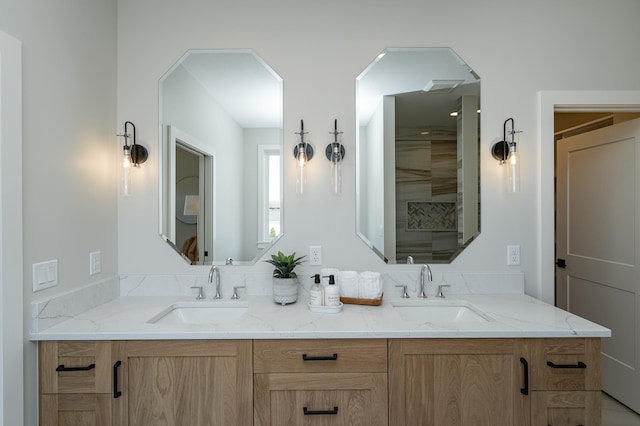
254;339;388;425
115;340;253;426
39;341;115;426
39;337;602;426
389;338;530;426
40;340;252;426
529;338;602;426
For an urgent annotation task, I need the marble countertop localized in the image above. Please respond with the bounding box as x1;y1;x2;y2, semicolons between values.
30;292;611;340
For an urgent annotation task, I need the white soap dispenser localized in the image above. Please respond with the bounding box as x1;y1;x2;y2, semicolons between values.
324;274;340;306
309;274;324;306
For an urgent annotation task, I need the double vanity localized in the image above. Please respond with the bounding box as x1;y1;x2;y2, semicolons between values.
32;283;610;425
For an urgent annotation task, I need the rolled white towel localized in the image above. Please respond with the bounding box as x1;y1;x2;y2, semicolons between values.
338;270;359;298
359;271;383;299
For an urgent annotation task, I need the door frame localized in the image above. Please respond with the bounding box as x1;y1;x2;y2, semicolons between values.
0;29;23;425
537;91;640;304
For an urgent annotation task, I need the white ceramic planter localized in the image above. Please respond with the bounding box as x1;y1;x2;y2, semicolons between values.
272;278;299;305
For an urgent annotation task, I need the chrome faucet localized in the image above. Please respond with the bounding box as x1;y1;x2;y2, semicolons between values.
407;255;414;264
418;264;432;298
208;264;222;299
437;284;451;298
190;286;205;300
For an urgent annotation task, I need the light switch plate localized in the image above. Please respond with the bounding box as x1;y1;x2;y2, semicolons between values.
32;260;58;292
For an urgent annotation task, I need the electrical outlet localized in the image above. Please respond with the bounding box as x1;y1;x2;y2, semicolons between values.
507;245;521;266
309;245;322;266
90;251;101;275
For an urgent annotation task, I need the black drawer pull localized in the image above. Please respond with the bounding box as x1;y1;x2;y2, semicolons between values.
302;353;338;361
546;361;587;369
520;357;529;395
56;363;95;372
303;406;339;415
113;361;122;398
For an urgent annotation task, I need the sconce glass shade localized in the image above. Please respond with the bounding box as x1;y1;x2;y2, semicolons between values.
507;144;520;193
294;120;313;195
120;143;132;196
294;142;313;195
326;119;345;194
330;146;342;194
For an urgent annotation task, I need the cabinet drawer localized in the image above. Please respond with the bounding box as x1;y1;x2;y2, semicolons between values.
254;339;387;373
254;372;387;426
39;341;112;394
530;338;601;391
531;391;601;426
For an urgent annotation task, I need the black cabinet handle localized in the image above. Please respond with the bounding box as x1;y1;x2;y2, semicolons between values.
546;361;586;369
520;357;529;395
113;360;122;398
56;363;95;372
556;258;567;268
303;406;339;415
302;353;338;361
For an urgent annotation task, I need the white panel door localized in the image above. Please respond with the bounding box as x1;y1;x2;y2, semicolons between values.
556;118;640;412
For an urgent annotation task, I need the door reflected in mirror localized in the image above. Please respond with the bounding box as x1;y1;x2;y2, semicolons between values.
159;49;283;265
356;47;480;264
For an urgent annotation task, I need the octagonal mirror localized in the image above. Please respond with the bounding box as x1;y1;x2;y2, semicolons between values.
159;49;283;265
356;47;480;264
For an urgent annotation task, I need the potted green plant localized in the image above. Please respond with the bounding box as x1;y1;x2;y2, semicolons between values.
265;251;306;305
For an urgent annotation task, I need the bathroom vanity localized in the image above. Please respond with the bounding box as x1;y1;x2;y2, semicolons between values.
32;292;609;425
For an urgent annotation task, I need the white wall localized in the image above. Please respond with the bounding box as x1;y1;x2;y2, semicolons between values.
0;28;23;426
117;0;640;296
0;1;118;423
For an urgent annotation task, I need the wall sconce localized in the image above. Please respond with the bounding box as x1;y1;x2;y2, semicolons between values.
490;118;521;193
293;120;313;195
117;121;148;196
325;119;345;194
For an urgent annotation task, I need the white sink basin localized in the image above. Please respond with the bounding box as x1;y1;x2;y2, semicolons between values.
147;301;249;325
391;300;493;323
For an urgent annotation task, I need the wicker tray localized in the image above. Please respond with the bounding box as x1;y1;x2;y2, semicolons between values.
340;294;383;306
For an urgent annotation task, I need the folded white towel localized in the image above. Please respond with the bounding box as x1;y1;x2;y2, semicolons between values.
338;270;359;298
359;271;383;299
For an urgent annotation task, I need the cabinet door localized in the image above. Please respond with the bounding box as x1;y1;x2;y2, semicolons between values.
389;339;529;426
40;394;111;426
254;372;387;426
116;340;252;426
531;391;601;426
